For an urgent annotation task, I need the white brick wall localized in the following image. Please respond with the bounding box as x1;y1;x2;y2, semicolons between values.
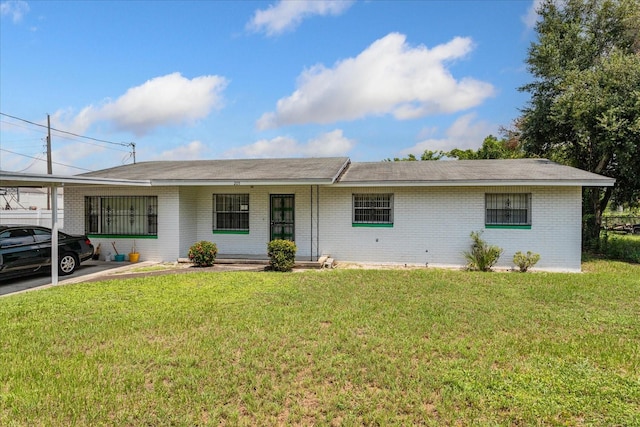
318;185;583;272
64;184;583;271
64;186;181;262
190;185;317;260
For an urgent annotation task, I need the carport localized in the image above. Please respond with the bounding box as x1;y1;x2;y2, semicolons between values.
0;171;149;285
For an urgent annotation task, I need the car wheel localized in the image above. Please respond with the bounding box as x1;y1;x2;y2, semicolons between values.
59;253;78;276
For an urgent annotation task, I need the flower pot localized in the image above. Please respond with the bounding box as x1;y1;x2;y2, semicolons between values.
114;254;125;262
129;252;140;263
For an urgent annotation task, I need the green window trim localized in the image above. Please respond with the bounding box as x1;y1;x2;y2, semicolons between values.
352;223;394;228
212;230;250;235
88;234;158;239
485;225;532;230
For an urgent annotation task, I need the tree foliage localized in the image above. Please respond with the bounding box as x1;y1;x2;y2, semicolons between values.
519;0;640;244
391;134;524;162
447;134;525;160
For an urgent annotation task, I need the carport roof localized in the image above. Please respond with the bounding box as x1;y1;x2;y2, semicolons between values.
0;171;151;187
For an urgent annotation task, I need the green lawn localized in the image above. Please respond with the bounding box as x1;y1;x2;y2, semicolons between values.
1;261;639;426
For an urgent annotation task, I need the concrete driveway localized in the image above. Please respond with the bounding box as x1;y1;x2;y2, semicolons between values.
0;260;144;297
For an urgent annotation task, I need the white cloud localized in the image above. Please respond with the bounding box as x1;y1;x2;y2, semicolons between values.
522;0;545;29
247;0;354;36
151;140;210;161
1;0;29;23
398;113;496;156
223;129;355;158
53;72;228;136
257;33;495;130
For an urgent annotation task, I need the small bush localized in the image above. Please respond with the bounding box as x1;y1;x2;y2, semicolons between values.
267;239;297;272
513;251;541;272
188;241;218;267
463;231;503;272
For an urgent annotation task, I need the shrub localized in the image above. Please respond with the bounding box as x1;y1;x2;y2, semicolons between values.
598;233;640;263
267;239;297;272
188;241;218;267
513;251;541;272
463;231;503;272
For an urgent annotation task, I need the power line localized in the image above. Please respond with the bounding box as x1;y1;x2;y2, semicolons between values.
51;132;130;153
0;148;94;172
0;119;47;134
0;112;133;148
16;152;44;173
2;118;128;152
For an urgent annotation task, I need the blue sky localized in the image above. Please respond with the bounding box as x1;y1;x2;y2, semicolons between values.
1;0;542;175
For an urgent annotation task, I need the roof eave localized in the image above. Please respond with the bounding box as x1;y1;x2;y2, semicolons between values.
148;179;337;186
332;179;616;187
0;172;151;187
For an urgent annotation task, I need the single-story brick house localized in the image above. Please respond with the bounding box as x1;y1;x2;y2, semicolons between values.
53;157;614;272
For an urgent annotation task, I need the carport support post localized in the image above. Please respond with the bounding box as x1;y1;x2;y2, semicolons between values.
50;184;59;286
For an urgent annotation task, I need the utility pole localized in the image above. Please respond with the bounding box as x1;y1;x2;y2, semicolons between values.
47;114;52;175
131;142;136;163
46;114;52;209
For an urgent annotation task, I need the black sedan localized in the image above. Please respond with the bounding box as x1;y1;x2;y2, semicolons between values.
0;225;94;280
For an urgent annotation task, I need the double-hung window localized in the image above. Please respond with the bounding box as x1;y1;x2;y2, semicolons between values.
353;193;394;227
213;194;249;233
485;193;531;228
85;196;158;237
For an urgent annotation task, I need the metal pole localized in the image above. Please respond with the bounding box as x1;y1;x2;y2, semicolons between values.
316;185;319;261
51;185;59;286
46;114;52;210
131;142;136;163
310;185;313;261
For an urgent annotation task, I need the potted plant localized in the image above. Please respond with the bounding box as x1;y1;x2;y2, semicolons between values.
128;240;140;263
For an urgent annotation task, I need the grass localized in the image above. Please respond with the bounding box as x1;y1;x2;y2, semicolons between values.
124;263;182;273
1;261;639;425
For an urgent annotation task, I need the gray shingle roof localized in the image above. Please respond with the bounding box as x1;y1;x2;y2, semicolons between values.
80;157;350;183
339;159;615;186
75;157;614;187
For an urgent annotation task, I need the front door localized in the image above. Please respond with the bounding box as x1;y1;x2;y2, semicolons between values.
270;194;295;241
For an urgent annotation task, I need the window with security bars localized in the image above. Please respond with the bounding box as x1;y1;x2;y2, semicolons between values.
353;194;393;225
85;196;157;236
485;193;531;226
213;194;249;232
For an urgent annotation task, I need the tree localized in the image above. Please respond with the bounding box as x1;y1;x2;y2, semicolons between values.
389;133;524;162
446;135;525;160
519;0;640;246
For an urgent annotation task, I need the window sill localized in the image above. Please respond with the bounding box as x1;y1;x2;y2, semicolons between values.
352;223;393;228
485;225;531;230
